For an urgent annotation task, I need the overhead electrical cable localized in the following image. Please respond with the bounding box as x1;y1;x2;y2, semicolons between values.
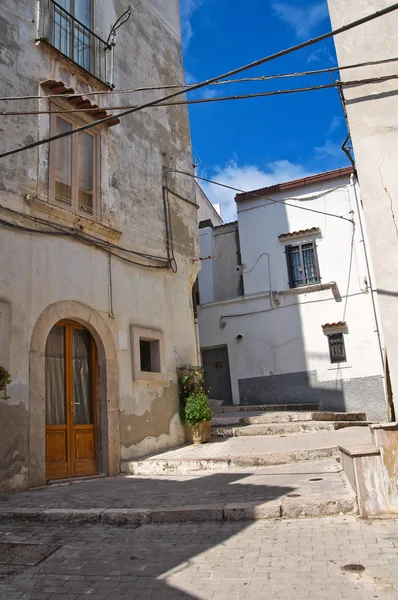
2;2;398;158
170;170;355;224
1;73;397;116
1;56;398;102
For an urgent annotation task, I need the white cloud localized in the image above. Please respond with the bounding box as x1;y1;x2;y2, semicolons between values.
328;115;342;134
272;1;329;39
306;45;336;65
315;139;342;158
200;160;310;223
184;71;197;85
180;0;204;48
200;87;220;100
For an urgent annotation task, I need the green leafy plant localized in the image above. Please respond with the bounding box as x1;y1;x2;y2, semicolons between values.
178;365;212;425
184;391;214;429
0;366;12;400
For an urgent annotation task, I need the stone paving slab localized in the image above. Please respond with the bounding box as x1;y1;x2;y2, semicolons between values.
0;516;397;599
0;460;356;523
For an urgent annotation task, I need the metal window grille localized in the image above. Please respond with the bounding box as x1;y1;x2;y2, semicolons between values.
328;333;347;364
38;0;110;84
286;241;320;288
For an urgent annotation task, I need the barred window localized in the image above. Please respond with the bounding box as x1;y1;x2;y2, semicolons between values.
327;333;347;364
286;241;320;288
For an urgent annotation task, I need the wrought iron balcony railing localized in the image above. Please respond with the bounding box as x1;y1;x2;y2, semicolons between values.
37;0;111;85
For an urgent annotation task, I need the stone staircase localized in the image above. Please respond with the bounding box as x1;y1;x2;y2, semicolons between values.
209;400;372;438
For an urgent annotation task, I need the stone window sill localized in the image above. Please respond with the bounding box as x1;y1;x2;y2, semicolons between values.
25;195;122;242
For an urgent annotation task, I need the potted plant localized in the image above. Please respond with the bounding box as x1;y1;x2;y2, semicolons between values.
185;391;214;444
0;366;12;400
178;366;214;444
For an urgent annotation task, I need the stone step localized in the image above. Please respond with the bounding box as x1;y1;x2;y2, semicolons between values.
123;427;372;476
208;399;224;408
213;403;322;414
212;421;373;438
212;411;367;426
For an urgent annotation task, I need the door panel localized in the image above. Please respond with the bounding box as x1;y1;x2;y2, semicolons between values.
202;346;233;405
45;321;98;480
45;427;68;480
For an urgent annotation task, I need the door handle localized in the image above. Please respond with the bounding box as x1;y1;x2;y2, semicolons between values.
70;401;80;412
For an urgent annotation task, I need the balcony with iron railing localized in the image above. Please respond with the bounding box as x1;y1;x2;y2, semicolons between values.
37;0;111;85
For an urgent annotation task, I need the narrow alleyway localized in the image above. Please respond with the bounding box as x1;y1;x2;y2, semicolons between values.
0;517;397;599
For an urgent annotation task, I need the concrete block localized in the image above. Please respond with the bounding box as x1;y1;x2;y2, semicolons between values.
102;508;151;525
0;508;45;522
43;508;104;523
150;504;223;523
223;501;281;521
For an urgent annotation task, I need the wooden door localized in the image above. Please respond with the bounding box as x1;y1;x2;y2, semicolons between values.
45;321;98;480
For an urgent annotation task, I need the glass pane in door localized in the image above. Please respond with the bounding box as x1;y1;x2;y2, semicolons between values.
73;328;93;424
45;325;66;425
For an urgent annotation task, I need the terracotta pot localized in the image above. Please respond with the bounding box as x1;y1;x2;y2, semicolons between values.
184;420;211;444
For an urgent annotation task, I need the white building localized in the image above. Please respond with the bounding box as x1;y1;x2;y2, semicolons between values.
0;1;199;492
198;167;386;421
327;0;398;419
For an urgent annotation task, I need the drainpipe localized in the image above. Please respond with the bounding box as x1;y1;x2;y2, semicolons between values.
350;174;384;368
194;317;202;367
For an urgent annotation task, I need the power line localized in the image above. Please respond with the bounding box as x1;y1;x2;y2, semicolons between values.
1;56;398;102
1;73;397;117
0;167;199;256
170;170;355;224
2;2;398;159
0;203;170;265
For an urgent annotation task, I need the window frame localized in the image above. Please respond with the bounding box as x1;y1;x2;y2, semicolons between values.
49;111;100;220
327;332;347;365
285;240;321;289
130;326;165;382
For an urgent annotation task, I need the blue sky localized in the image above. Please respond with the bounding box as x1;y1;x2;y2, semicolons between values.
180;0;350;221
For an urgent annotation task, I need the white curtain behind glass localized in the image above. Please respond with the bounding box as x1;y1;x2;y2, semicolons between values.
45;325;66;425
73;329;92;425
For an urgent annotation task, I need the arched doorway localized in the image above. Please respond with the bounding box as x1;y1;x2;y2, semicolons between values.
45;320;99;480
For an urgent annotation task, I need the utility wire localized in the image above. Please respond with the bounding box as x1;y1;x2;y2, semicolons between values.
2;73;397;117
1;56;398;102
170;171;355;224
2;2;398;158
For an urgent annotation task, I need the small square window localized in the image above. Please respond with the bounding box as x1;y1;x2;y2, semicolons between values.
286;241;320;288
131;327;165;381
327;332;347;364
139;339;161;373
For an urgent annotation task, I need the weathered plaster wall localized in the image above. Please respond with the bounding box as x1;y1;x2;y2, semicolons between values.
196;183;223;227
0;0;198;491
198;174;386;420
327;0;398;416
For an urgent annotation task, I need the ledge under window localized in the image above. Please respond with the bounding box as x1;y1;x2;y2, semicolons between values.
25;195;122;242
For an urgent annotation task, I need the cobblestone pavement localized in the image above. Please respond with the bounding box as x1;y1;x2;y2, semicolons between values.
0;516;397;599
1;460;348;510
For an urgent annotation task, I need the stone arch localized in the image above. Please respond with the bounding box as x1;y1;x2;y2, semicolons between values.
29;300;120;488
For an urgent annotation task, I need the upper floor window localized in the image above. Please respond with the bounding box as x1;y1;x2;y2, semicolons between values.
38;0;108;83
286;241;320;288
49;114;99;218
53;0;93;72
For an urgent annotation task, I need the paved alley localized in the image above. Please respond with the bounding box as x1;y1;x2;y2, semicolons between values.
0;516;397;599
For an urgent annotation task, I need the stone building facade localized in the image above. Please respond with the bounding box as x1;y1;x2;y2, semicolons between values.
328;0;398;419
0;0;199;491
198;168;386;420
